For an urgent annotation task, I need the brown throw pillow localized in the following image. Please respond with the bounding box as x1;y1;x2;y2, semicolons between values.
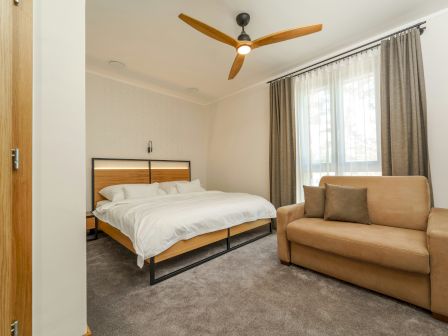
324;183;371;224
304;186;326;218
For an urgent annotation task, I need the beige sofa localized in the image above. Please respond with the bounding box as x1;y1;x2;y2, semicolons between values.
277;176;448;320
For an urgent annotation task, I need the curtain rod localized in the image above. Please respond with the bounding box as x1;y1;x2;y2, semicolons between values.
267;21;426;84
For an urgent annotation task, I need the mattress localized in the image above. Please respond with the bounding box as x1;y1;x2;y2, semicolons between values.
93;191;276;267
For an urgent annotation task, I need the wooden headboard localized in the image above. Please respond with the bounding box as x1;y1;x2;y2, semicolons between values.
91;158;191;209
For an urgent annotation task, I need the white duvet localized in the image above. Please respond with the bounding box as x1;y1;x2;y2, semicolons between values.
93;191;276;267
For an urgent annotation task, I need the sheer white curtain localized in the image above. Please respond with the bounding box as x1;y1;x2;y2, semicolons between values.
295;48;381;201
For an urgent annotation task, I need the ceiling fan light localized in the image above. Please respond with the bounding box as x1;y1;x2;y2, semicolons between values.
237;45;251;55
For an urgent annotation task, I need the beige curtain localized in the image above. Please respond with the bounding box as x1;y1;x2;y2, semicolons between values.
269;77;296;211
380;28;432;193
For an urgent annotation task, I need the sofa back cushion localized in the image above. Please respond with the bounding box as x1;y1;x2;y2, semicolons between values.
319;176;430;231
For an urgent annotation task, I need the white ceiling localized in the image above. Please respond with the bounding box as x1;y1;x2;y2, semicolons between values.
86;0;447;105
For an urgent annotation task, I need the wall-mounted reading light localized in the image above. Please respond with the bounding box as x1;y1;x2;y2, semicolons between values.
147;140;153;153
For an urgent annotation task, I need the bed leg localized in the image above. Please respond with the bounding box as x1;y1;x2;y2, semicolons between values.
149;257;156;285
226;228;230;250
269;221;273;233
94;217;99;240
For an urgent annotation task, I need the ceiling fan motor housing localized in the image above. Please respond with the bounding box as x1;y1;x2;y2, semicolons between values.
236;13;251;41
238;31;251;41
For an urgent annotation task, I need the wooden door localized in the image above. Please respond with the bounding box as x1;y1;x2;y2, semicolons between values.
12;0;33;335
0;0;14;335
0;0;33;335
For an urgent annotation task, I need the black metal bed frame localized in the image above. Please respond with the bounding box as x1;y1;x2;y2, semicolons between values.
91;157;273;285
149;223;272;285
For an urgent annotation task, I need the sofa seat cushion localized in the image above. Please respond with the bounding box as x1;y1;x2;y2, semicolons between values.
287;218;429;274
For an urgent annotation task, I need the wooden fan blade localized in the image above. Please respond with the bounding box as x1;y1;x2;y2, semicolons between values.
252;24;323;49
228;54;245;80
179;13;239;48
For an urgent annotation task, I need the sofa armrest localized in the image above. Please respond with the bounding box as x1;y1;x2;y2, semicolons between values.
277;203;305;263
427;208;448;316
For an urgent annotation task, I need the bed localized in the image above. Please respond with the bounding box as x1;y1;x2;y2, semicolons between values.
91;158;276;285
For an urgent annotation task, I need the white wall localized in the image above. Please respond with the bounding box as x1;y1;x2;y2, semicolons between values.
86;73;210;209
33;1;86;335
207;85;271;199
421;9;448;208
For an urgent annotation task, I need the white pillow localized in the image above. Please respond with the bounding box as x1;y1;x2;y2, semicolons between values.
123;183;160;200
167;186;178;195
159;181;187;193
176;179;205;194
99;184;126;202
157;188;167;195
96;200;111;208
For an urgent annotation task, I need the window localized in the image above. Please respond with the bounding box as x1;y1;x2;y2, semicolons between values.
295;48;381;201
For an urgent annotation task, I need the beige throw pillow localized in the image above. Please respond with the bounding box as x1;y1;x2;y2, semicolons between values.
324;183;371;224
303;186;326;218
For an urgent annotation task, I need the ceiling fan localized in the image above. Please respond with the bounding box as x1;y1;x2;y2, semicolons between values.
178;12;323;80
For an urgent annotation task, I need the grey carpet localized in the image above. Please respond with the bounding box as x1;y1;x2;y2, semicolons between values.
87;234;448;336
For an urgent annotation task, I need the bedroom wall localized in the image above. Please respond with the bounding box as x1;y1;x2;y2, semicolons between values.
33;0;86;335
86;72;210;210
207;85;271;199
421;8;448;208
